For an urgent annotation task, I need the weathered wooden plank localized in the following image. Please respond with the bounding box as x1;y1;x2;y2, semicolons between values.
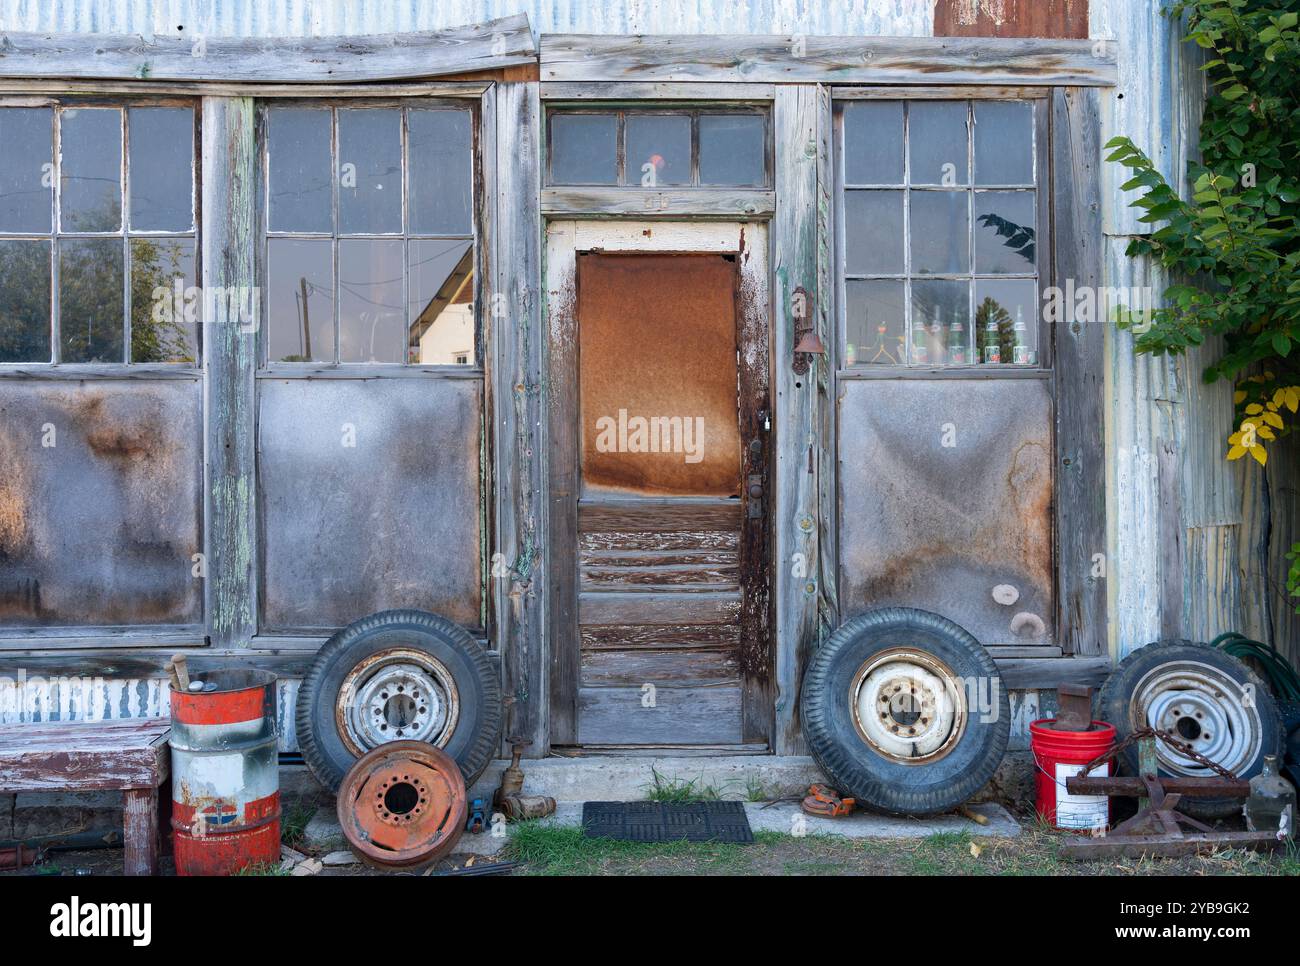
539;35;1117;87
577;685;743;744
580;530;738;552
1051;87;1108;657
0;79;491;98
834;85;1050;100
542;187;774;218
579;500;739;533
0;16;536;83
581;624;741;650
581;649;740;686
580;565;739;590
579;591;740;626
203;97;258;650
122;787;160;876
581;548;738;568
994;656;1111;690
0;722;170;792
541;81;775;101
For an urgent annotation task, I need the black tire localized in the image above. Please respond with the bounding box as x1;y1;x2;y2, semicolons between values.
296;610;501;792
800;608;1010;816
1098;639;1283;819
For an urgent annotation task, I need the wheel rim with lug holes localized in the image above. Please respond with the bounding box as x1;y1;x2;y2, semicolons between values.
1131;661;1261;777
336;648;460;758
850;648;968;764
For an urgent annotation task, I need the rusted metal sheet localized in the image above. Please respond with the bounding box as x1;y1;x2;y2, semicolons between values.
838;378;1055;646
935;0;1089;39
258;377;482;632
0;380;202;627
578;254;741;498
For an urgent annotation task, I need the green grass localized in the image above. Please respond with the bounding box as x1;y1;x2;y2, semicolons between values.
280;799;316;849
642;767;726;803
233;860;290;877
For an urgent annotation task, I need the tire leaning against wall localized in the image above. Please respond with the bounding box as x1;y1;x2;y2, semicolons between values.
800;608;1010;816
296;610;501;792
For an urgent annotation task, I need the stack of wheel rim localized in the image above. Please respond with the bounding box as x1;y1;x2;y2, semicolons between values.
296;610;500;869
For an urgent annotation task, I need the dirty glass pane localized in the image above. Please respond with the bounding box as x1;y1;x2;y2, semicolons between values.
60;108;122;232
698;114;766;186
0;107;52;233
625;114;691;187
844;190;903;276
339;238;404;363
131;237;197;364
549;114;617;185
267;238;333;362
974;191;1036;273
910;191;969;275
844;279;905;366
908;101;968;186
128;107;194;232
0;240;51;362
408;109;473;235
338;108;402;235
842;101;903;185
267;108;333;233
408;238;474;364
975;101;1034;185
60;238;124;362
911;279;971;365
976;278;1038;365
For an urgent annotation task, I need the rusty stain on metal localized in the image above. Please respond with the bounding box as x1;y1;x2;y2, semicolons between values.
337;740;467;869
934;0;1089;39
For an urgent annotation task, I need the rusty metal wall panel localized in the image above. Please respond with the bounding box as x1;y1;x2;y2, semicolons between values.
0;380;203;628
837;378;1054;646
935;0;1088;39
258;377;482;632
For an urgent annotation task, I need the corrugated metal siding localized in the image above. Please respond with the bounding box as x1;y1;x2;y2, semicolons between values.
0;0;935;36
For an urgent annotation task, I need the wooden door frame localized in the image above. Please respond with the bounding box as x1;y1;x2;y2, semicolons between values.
545;220;772;748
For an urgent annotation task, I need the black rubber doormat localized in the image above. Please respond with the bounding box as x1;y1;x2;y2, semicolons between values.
582;801;754;844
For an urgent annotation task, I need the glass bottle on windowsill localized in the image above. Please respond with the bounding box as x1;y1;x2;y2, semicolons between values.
1012;307;1033;366
947;311;968;365
982;317;1001;365
911;320;929;366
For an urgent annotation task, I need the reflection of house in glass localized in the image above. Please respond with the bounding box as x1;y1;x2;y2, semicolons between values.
409;245;474;365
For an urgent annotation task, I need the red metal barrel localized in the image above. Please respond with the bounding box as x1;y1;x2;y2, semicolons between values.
170;669;280;875
1030;717;1116;832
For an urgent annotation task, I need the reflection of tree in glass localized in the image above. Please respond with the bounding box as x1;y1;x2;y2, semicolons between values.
0;242;50;362
131;238;194;363
976;212;1035;263
60;240;122;363
975;296;1015;363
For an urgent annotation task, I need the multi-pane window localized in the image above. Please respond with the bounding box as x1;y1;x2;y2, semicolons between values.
837;99;1043;368
547;109;769;188
263;103;475;365
0;103;198;365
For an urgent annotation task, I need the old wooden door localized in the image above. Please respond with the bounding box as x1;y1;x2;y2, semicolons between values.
547;223;771;750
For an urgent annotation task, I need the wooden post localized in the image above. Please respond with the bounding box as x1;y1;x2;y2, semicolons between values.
121;787;159;876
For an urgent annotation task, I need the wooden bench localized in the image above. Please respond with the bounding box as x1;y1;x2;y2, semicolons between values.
0;719;170;876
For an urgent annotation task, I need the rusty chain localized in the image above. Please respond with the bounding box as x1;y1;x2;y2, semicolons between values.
1076;726;1241;783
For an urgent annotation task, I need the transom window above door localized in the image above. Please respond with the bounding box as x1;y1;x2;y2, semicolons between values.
546;108;770;188
836;98;1046;369
263;103;476;366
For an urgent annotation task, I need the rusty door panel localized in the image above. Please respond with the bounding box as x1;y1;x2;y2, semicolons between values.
258;377;482;631
0;381;202;627
838;378;1054;646
578;254;741;498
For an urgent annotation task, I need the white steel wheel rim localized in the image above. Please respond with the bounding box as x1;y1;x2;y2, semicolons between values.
1132;661;1261;777
850;648;968;764
337;648;460;757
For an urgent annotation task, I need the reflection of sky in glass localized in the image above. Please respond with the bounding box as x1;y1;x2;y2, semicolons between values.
625;114;691;187
129;107;194;232
339;239;404;363
60;109;122;233
975;102;1034;185
0;108;52;233
842;101;902;185
409;110;473;234
975;192;1035;273
338;109;402;235
268;109;332;233
268;239;333;362
550;114;617;185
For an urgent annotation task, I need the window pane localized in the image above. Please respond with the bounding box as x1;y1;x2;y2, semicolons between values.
911;279;971;365
129;107;193;231
975;101;1034;185
339;239;404;363
844;279;905;366
698;115;766;186
549;114;617;186
60;238;124;362
268;108;332;233
909;101;968;187
975;191;1036;273
976;278;1038;365
0;240;51;362
408;238;474;364
842;101;903;185
625;114;691;187
267;238;333;362
408;109;473;235
60;109;122;232
131;238;197;363
844;190;904;275
911;191;969;275
338;108;402;235
0;107;52;233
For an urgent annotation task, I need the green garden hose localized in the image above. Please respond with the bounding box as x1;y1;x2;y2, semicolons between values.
1211;631;1300;704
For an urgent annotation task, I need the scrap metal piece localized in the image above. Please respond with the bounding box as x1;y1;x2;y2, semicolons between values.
337;741;466;870
1053;684;1092;732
